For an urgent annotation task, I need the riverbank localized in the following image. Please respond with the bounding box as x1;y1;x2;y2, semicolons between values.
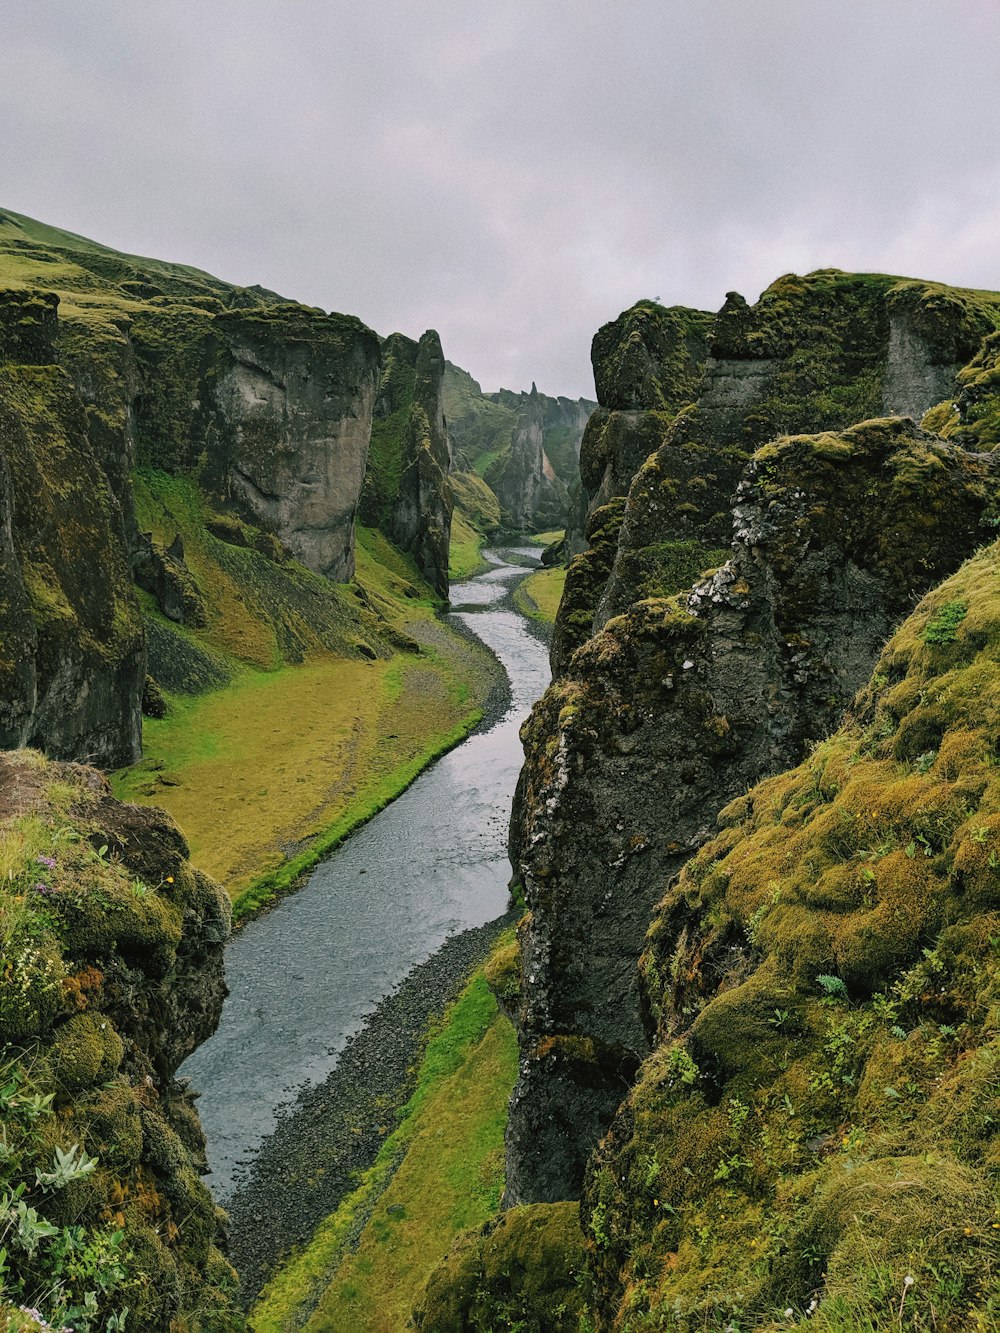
177;547;552;1329
233;912;518;1320
513;563;567;626
113;521;506;921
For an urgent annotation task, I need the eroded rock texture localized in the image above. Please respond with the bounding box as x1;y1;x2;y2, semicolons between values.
0;291;144;767
0;211;386;766
213;307;380;582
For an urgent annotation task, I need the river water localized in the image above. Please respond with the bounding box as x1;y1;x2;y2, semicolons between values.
180;547;550;1197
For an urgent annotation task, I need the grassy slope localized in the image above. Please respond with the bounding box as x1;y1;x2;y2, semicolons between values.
514;565;567;625
111;472;496;919
250;942;518;1332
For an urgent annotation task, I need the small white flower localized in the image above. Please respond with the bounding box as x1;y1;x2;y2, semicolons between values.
784;1311;794;1320
903;1274;915;1288
682;659;694;670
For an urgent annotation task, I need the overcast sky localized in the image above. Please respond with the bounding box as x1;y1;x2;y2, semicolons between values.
4;2;999;398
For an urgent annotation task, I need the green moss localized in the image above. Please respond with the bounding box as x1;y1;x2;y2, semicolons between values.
582;539;1000;1330
0;751;240;1332
591;301;714;413
415;1202;588;1331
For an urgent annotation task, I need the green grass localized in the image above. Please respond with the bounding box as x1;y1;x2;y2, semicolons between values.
514;565;567;625
114;475;496;919
448;509;490;581
528;529;565;547
250;941;518;1331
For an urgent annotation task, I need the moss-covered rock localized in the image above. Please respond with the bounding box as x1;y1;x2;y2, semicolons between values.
0;355;143;767
0;749;237;1330
506;416;1000;1206
584;539;1000;1330
415;1202;588;1331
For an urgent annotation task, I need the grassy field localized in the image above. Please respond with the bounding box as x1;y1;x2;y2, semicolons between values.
514;564;567;625
112;640;488;919
250;939;518;1331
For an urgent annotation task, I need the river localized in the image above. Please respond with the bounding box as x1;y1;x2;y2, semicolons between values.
179;546;550;1199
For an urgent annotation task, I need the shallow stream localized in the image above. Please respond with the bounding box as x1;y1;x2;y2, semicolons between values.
180;547;550;1197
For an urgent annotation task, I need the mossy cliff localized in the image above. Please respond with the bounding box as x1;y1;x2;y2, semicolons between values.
551;301;715;674
0;749;238;1331
485;384;592;532
581;540;1000;1329
552;274;1000;676
506;413;1000;1208
363;330;454;598
0;210;504;795
0;291;143;768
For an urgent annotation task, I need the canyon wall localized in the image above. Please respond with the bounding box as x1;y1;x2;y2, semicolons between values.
505;270;1000;1206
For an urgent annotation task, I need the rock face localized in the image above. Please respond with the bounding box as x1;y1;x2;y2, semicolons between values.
442;360;595;532
486;385;569;530
388;331;454;598
212;307;380;582
486;385;590;530
550;302;715;673
552;275;1000;678
0;750;237;1330
505;270;1000;1208
362;329;454;598
0;291;144;767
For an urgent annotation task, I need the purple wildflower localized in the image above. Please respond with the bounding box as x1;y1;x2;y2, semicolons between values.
33;881;54;896
36;854;56;870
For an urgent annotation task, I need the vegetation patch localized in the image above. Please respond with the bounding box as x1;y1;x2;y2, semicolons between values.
250;945;518;1332
0;751;239;1332
514;566;568;626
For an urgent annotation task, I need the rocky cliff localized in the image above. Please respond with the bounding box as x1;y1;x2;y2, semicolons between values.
505;271;1000;1208
484;385;570;531
443;361;595;533
551;276;1000;675
363;329;453;598
0;289;144;768
582;540;1000;1327
0;209;411;767
0;749;238;1331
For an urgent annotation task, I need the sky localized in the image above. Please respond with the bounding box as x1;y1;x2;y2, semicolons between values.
3;1;1000;399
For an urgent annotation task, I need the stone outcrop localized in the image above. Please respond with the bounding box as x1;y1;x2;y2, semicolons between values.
212;307;380;582
363;329;454;597
0;750;237;1330
507;328;1000;1205
388;331;453;598
551;302;715;674
443;360;595;533
0;291;144;768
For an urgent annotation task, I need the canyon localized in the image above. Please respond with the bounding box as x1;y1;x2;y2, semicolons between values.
3;214;1000;1333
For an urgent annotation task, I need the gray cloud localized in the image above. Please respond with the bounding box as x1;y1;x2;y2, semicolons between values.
3;0;999;396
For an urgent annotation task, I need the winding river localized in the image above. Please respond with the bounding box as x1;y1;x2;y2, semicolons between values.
180;547;550;1197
